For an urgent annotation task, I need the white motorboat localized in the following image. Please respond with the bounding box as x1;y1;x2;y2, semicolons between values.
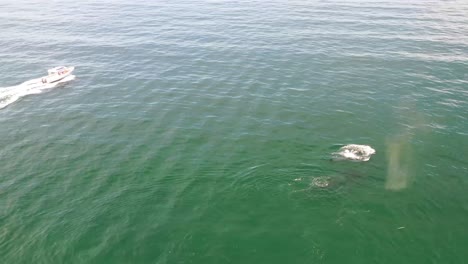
41;66;74;83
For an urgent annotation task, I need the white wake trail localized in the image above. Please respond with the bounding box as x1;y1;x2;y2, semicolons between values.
0;75;75;109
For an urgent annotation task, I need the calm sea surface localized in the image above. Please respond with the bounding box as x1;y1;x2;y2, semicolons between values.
1;1;467;263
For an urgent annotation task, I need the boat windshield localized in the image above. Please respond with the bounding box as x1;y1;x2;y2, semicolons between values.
48;66;69;75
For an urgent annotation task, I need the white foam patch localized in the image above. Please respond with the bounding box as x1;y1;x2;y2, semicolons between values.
332;144;376;162
0;75;75;109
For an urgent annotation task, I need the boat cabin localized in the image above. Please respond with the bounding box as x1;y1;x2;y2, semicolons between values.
48;66;67;76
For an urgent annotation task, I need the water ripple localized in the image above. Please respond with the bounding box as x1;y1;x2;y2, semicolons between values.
1;0;468;263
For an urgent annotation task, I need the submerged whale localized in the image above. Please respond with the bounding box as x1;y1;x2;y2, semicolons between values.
293;170;367;192
332;144;376;162
311;176;332;188
292;175;346;192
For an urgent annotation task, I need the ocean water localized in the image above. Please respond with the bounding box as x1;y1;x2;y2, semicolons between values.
1;0;467;263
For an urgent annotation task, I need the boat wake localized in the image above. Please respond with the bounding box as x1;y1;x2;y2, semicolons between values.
0;75;75;109
332;144;376;162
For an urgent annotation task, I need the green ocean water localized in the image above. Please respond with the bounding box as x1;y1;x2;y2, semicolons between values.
0;1;467;263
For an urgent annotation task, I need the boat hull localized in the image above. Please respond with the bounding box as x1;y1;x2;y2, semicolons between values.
42;66;74;84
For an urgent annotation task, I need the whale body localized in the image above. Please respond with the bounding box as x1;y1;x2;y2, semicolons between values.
332;144;376;161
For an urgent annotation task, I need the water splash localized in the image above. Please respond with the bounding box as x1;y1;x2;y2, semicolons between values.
332;144;376;162
0;75;75;109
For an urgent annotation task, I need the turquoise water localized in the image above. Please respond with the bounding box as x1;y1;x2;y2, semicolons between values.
1;1;467;263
